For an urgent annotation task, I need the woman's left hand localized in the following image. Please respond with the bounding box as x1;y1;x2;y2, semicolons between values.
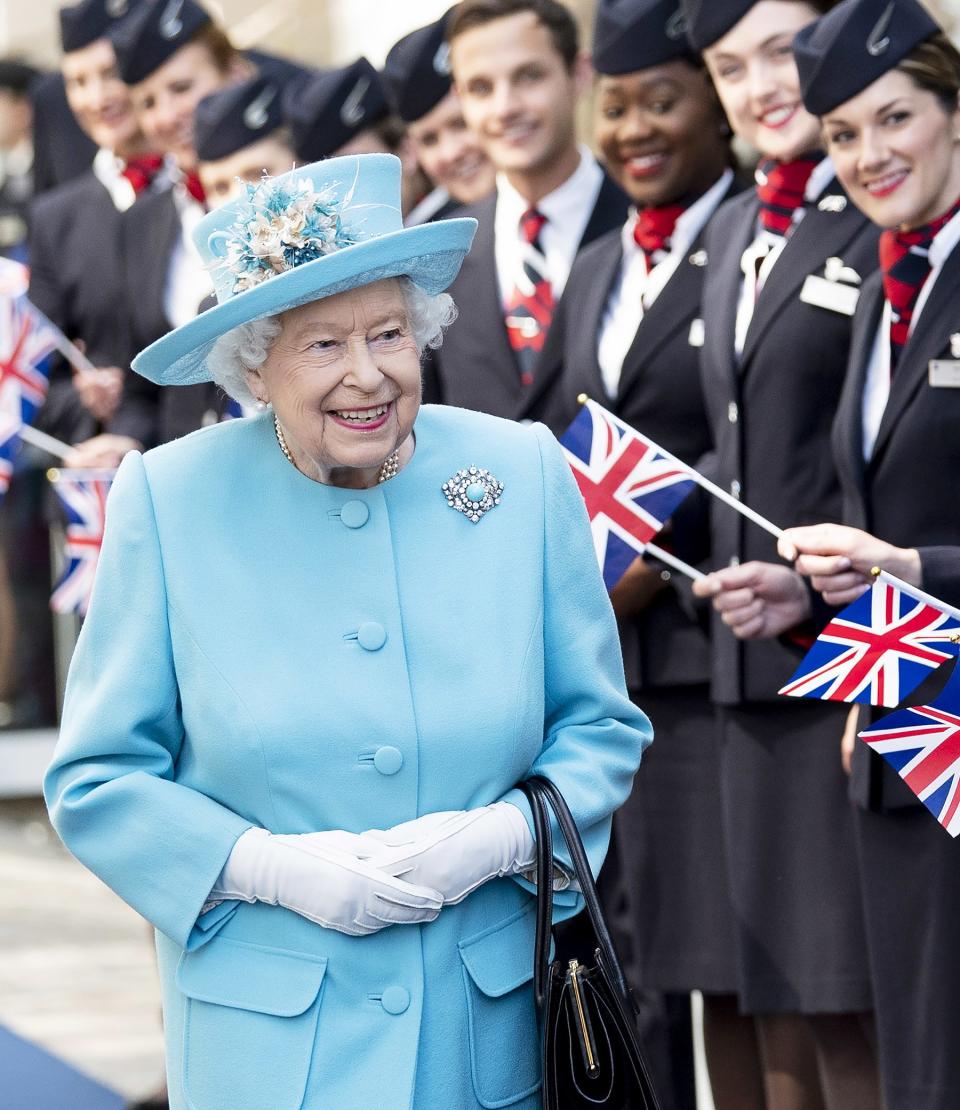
778;523;922;606
346;803;537;906
692;560;811;640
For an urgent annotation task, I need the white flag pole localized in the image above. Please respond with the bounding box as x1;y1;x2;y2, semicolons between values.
646;542;706;583
19;424;72;461
873;567;960;624
578;396;786;541
53;333;99;377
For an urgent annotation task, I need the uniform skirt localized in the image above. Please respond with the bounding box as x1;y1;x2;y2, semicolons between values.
855;805;960;1110
718;700;872;1014
614;685;738;994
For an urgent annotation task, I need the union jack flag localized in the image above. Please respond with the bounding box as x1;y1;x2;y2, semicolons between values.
50;470;115;615
779;578;960;708
560;399;695;590
0;258;58;496
860;671;960;836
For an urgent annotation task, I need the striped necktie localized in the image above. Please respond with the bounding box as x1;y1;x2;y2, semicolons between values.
879;197;960;372
756;156;822;238
504;208;555;385
633;203;685;269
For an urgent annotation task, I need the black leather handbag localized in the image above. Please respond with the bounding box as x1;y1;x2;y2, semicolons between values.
519;776;661;1110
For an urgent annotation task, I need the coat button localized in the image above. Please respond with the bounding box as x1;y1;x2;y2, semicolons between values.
381;986;410;1015
727;402;739;424
357;622;387;651
373;746;403;775
729;479;741;500
340;501;369;529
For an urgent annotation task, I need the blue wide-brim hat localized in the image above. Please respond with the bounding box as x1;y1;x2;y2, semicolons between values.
132;153;477;386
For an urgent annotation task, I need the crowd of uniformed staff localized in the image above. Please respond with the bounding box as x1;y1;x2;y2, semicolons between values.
3;0;960;1107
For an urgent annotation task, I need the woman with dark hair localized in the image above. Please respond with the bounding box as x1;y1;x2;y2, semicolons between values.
755;3;960;1107
680;0;883;1106
527;2;757;1106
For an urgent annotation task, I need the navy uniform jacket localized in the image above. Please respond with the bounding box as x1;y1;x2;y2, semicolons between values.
836;251;960;810
29;171;136;443
109;187;181;447
424;173;628;419
525;176;743;691
699;181;880;704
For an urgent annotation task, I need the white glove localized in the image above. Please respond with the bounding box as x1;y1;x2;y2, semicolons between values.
351;803;538;906
209;827;443;936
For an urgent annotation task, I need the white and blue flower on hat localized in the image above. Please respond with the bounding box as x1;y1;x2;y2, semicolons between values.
132;153;477;386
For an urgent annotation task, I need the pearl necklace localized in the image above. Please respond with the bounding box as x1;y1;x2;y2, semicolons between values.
274;416;401;484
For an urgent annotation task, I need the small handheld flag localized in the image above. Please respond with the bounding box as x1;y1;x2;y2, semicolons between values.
559;398;696;590
779;573;960;708
49;469;115;616
860;669;960;836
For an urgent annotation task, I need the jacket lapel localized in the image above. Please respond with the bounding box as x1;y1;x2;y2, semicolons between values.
578;173;629;248
740;189;866;370
709;193;754;392
869;242;960;464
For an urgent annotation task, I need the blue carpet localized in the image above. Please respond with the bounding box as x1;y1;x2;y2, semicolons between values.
0;1024;124;1109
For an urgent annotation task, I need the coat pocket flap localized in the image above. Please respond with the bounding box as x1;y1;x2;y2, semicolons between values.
458;905;536;998
177;938;327;1017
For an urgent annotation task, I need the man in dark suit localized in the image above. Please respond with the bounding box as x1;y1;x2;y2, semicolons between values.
382;9;495;224
425;0;628;417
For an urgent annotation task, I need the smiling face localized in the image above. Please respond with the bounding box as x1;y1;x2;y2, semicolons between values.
595;60;730;208
823;69;960;230
130;40;240;170
62;37;143;157
408;89;495;205
704;1;823;162
451;11;588;192
247;279;422;488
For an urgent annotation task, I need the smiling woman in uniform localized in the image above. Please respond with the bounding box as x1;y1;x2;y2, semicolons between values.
43;152;650;1110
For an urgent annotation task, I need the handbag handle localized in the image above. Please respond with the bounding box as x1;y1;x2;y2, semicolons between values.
518;776;631;1007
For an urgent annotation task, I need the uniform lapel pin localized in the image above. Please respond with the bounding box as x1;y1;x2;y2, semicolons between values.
688;249;708;267
817;195;847;213
443;467;504;523
824;256;861;284
951;333;960;358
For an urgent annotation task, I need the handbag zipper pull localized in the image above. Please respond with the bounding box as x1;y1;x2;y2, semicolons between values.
568;959;600;1079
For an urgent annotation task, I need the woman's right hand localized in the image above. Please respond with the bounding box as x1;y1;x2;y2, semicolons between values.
212;827;443;936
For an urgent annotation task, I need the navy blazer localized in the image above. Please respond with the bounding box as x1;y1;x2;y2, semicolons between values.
525;175;743;691
834;247;960;810
699;180;881;705
424;173;628;419
29;171;137;443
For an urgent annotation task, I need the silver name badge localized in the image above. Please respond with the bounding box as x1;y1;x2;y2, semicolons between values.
688;318;705;348
928;360;960;388
799;274;859;316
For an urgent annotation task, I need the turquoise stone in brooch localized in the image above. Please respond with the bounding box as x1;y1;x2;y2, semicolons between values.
442;467;504;523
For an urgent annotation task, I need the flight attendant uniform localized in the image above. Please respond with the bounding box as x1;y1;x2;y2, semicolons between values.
698;154;878;1014
793;4;960;1103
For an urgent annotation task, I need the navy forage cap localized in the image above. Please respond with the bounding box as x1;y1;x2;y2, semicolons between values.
195;75;291;162
795;0;940;116
285;58;390;161
112;0;212;85
382;10;453;123
593;0;695;75
59;0;141;53
679;0;755;51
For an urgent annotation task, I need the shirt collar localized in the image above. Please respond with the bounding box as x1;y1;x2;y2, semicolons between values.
805;155;837;203
928;205;960;269
495;145;601;230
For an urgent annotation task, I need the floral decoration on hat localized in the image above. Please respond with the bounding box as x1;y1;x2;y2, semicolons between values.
220;176;358;294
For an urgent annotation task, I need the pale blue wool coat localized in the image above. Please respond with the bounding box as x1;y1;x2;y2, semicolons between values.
45;405;651;1110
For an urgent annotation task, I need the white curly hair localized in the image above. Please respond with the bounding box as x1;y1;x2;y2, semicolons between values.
206;277;457;406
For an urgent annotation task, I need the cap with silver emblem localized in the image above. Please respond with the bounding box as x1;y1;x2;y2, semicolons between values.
593;0;697;76
195;72;305;162
112;0;211;86
794;0;939;117
382;9;454;124
677;0;756;52
285;57;390;162
59;0;143;53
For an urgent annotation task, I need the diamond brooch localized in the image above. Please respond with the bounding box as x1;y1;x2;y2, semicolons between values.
442;466;503;523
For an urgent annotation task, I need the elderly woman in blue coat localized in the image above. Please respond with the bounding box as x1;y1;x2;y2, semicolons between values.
44;152;651;1110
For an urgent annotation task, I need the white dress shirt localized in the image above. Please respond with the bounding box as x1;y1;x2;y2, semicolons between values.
493;145;603;305
734;157;837;358
597;169;734;399
163;183;212;330
92;147;137;213
405;185;450;226
861;207;960;459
